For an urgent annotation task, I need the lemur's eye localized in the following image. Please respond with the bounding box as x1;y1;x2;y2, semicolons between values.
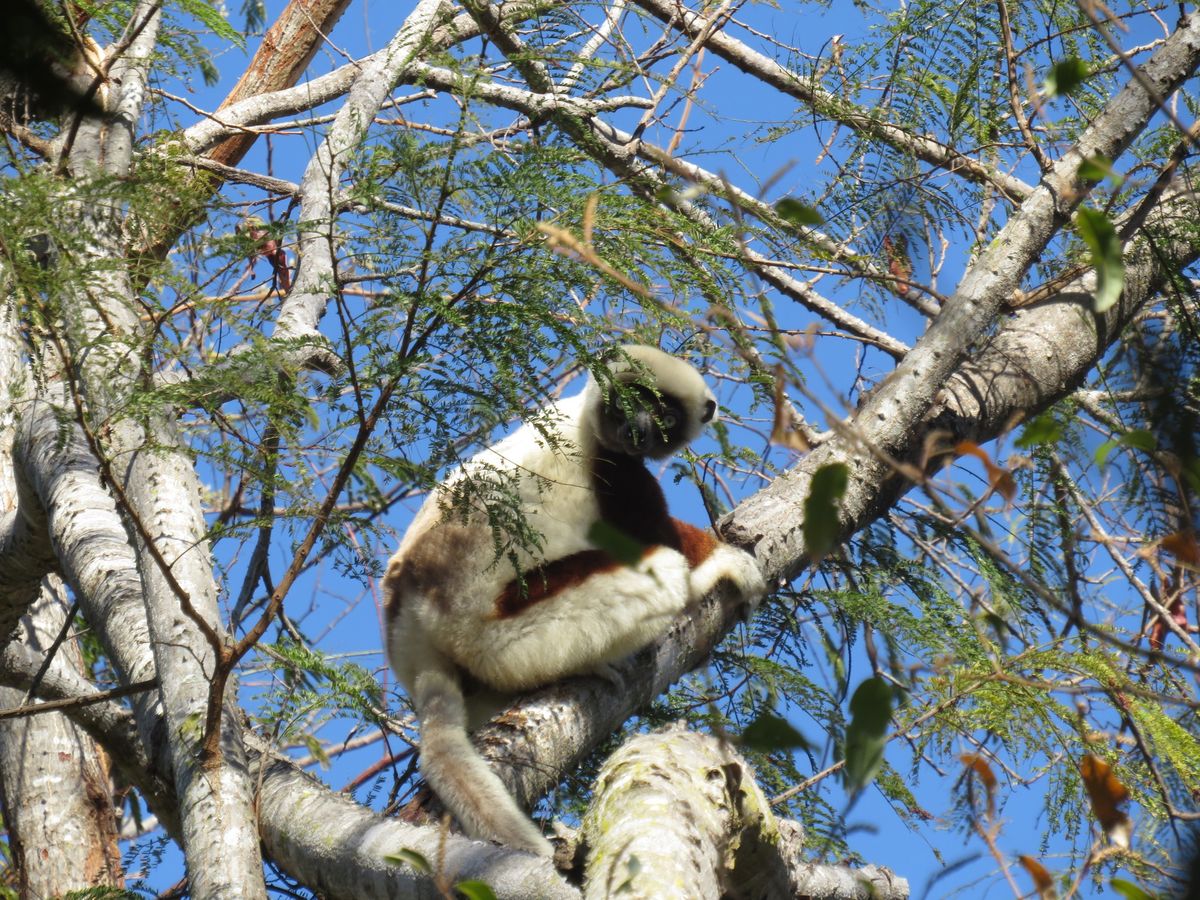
662;413;677;429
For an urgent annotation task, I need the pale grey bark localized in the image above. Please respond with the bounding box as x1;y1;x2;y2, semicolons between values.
0;297;53;638
120;430;266;899
166;0;448;392
788;864;912;900
582;727;907;900
250;739;579;900
278;0;444;342
3;403;171;789
0;581;123;897
0;636;177;827
44;2;269;894
933;187;1200;444
0;297;123;896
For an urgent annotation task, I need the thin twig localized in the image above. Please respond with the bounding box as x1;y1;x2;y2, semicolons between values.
0;679;157;721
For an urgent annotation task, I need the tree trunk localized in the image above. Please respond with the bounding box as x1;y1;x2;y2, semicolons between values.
0;578;123;898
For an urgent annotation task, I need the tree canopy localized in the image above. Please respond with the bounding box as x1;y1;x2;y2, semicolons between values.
1;0;1198;898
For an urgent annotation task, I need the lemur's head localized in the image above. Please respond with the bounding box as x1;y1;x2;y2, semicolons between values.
592;345;717;459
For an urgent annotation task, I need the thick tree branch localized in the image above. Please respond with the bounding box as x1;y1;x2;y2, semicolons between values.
207;0;355;169
276;0;443;342
582;727;908;899
249;736;579;900
0;298;55;633
0;589;123;896
0;619;178;835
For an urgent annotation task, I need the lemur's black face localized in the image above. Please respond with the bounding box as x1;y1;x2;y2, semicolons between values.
597;385;695;459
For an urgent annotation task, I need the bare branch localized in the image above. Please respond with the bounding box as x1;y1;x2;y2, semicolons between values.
631;0;1035;201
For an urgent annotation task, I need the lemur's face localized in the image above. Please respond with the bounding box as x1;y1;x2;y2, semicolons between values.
596;384;712;459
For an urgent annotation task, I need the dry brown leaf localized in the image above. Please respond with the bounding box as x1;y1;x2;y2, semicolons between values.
955;440;1017;505
1161;530;1200;570
1018;855;1057;899
960;753;997;818
1079;754;1132;848
769;364;811;452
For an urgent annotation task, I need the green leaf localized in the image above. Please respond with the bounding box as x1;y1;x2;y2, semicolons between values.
739;712;811;752
588;520;645;566
1015;413;1064;448
775;198;824;227
199;56;220;88
1078;154;1123;186
1109;877;1157;900
175;0;243;44
1095;429;1157;465
1045;57;1090;97
302;734;330;769
1095;439;1119;467
384;849;431;873
1121;429;1157;452
948;57;984;136
804;463;849;559
241;0;267;34
1075;206;1125;312
843;676;893;794
455;881;499;900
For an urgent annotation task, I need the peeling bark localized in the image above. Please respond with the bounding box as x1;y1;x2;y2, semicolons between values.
208;0;355;169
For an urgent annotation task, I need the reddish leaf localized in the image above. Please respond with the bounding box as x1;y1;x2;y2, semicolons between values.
1079;755;1132;847
1149;594;1186;652
955;441;1018;504
883;234;912;297
238;215;291;293
960;753;997;818
769;365;811;452
1018;855;1057;899
1161;531;1200;569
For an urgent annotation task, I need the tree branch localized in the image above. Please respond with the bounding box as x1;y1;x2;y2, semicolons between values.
276;0;444;342
630;0;1035;201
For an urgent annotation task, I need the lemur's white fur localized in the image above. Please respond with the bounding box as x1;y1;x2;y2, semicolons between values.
383;346;765;856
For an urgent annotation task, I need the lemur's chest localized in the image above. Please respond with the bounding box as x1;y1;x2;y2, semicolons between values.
589;451;678;550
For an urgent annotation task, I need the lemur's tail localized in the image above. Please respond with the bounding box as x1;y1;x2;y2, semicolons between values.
412;661;554;857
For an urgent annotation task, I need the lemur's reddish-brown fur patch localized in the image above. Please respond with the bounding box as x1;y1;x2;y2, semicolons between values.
671;519;719;568
494;550;622;618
